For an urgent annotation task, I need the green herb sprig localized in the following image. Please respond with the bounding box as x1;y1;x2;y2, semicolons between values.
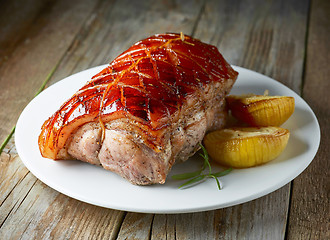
172;144;232;190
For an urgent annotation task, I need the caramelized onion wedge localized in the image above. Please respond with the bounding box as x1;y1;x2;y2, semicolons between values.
203;127;290;168
226;94;295;126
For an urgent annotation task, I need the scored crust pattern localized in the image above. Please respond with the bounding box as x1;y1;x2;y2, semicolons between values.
39;33;238;158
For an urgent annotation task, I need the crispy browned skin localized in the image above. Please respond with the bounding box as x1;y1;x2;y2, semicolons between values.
38;33;238;184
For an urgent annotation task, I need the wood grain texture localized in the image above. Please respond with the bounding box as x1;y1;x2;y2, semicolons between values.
0;0;53;66
213;187;289;239
286;0;330;239
194;0;309;93
45;0;206;87
1;136;125;239
0;0;99;148
117;213;153;240
0;178;125;240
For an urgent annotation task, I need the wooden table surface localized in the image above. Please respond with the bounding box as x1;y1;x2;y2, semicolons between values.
0;0;328;239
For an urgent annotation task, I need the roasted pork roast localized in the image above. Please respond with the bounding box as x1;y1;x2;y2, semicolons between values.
38;33;238;185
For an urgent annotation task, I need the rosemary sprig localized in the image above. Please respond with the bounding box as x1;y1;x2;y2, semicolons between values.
172;144;232;190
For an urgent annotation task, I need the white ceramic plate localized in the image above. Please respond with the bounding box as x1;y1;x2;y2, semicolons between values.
15;65;320;214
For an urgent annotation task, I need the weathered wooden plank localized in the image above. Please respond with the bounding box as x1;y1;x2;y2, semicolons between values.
1;137;125;239
45;0;207;87
117;213;154;240
194;0;309;93
175;211;218;239
214;187;290;239
0;178;125;240
151;214;176;240
147;186;290;240
0;0;99;148
286;0;330;239
0;161;37;228
0;0;51;66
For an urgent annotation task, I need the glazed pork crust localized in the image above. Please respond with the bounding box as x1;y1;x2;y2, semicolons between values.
38;33;238;185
